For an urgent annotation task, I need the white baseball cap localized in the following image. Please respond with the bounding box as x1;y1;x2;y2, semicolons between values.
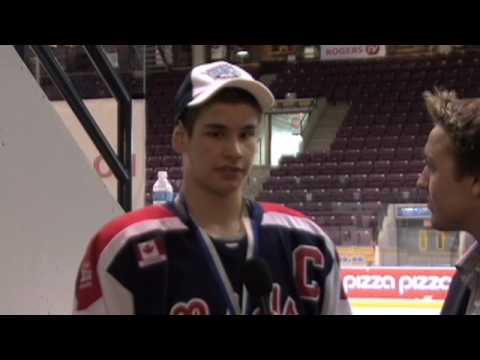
174;61;275;122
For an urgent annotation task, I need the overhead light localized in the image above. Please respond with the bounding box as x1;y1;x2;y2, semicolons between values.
236;50;249;57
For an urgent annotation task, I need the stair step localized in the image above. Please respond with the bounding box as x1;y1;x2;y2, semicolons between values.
303;101;351;153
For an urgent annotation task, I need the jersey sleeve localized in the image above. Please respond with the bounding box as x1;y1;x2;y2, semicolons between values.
73;206;179;315
73;231;135;315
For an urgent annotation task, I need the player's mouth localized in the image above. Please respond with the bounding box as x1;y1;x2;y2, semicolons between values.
215;166;245;179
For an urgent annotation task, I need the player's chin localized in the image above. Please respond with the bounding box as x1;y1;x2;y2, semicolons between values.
213;178;245;195
216;171;246;185
219;181;244;194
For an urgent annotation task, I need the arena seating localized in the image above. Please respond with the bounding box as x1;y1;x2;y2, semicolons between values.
145;52;480;245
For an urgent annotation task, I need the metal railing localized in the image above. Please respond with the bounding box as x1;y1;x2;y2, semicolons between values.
16;45;133;211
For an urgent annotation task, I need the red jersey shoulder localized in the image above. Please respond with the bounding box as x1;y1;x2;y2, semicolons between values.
75;205;176;311
93;205;176;254
260;202;307;218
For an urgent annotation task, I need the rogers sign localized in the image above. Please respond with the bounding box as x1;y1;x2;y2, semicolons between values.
321;45;386;61
341;267;456;300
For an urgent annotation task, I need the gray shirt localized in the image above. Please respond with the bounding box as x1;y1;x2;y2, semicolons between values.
457;243;480;315
442;242;480;315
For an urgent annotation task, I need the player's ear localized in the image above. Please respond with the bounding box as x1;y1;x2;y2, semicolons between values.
172;123;188;155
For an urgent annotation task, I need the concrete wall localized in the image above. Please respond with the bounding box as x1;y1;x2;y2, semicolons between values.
51;98;146;210
0;46;124;314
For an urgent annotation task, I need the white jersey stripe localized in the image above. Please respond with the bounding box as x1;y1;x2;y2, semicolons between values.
262;212;337;255
262;212;323;236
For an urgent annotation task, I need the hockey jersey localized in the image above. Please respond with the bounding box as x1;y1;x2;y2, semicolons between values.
73;199;351;315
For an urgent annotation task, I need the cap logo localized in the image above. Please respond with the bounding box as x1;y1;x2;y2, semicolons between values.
205;64;241;80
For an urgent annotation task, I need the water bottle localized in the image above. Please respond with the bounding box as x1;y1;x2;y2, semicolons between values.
152;171;174;205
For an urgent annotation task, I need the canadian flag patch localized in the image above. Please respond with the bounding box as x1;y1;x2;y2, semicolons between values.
136;239;167;268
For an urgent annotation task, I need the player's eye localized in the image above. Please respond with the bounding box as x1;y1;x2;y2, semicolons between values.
240;128;257;139
206;131;223;139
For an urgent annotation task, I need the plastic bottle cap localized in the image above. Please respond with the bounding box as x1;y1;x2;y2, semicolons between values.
158;171;168;179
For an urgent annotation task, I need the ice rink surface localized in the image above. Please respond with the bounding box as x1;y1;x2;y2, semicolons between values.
350;299;442;315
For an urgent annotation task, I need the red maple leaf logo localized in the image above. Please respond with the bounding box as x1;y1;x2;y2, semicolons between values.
142;243;154;254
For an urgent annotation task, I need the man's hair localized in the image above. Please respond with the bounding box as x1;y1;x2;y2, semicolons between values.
423;88;480;177
178;88;262;136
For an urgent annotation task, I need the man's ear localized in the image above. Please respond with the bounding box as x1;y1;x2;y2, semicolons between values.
172;124;188;155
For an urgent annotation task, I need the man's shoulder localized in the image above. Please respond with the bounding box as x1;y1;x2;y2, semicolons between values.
258;201;323;235
93;205;180;250
259;202;307;218
258;201;338;264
